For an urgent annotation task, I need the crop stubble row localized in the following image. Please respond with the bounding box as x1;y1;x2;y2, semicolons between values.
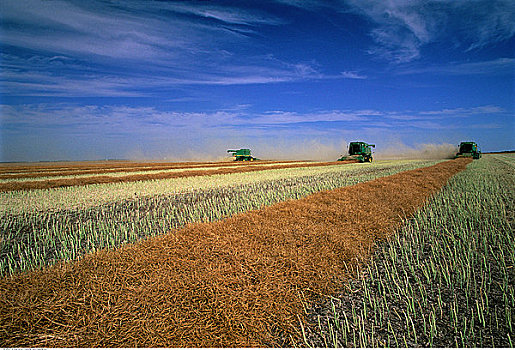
0;158;471;347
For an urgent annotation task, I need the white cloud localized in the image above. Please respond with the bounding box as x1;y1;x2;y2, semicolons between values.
164;3;285;26
254;110;362;125
340;71;367;79
419;105;505;116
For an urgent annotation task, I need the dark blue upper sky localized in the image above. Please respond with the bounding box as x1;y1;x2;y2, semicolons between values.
1;0;514;161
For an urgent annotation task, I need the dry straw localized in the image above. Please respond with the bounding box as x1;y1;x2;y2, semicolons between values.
0;158;471;347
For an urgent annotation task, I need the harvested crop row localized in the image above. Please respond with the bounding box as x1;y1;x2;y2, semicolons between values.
0;158;471;347
0;161;353;192
0;160;301;179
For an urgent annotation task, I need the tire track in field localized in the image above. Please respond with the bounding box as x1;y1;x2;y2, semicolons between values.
0;158;471;347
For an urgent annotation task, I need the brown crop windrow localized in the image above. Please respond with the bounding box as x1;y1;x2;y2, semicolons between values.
0;160;302;179
0;158;471;347
0;161;354;192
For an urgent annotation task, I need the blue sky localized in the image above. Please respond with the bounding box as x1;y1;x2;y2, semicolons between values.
1;0;514;161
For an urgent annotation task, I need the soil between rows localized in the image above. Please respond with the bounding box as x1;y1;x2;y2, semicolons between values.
0;158;471;347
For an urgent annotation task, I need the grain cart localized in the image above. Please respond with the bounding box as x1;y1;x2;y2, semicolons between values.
227;149;259;161
455;142;481;159
338;142;375;163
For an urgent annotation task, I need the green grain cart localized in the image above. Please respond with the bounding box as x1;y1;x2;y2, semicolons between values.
227;149;259;161
338;142;375;163
455;141;481;159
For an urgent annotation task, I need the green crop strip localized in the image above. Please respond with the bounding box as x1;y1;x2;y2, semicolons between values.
0;160;439;276
300;154;514;347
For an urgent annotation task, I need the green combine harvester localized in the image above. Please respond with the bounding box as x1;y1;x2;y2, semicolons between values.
455;141;481;159
338;141;375;163
227;148;259;161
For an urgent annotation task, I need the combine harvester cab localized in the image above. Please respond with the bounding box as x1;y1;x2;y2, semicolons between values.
338;142;375;163
227;148;259;161
455;142;481;159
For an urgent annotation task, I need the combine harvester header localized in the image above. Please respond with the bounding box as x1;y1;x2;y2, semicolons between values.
338;142;375;163
227;149;259;161
455;142;481;159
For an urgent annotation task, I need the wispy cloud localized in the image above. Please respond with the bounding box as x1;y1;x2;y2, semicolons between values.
2;0;512;99
0;0;318;96
1;52;342;96
397;58;515;76
2;103;506;132
0;0;341;97
459;1;515;51
294;0;515;63
163;2;286;26
345;0;515;63
340;71;367;79
1;1;183;61
419;105;505;116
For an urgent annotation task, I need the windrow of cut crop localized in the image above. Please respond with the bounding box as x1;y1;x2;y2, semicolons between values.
0;161;358;192
0;160;439;276
0;158;471;347
300;154;513;347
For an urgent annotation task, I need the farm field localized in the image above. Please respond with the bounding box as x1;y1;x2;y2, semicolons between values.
0;155;512;347
0;159;356;192
0;160;308;181
0;158;439;275
0;159;303;174
0;162;311;183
